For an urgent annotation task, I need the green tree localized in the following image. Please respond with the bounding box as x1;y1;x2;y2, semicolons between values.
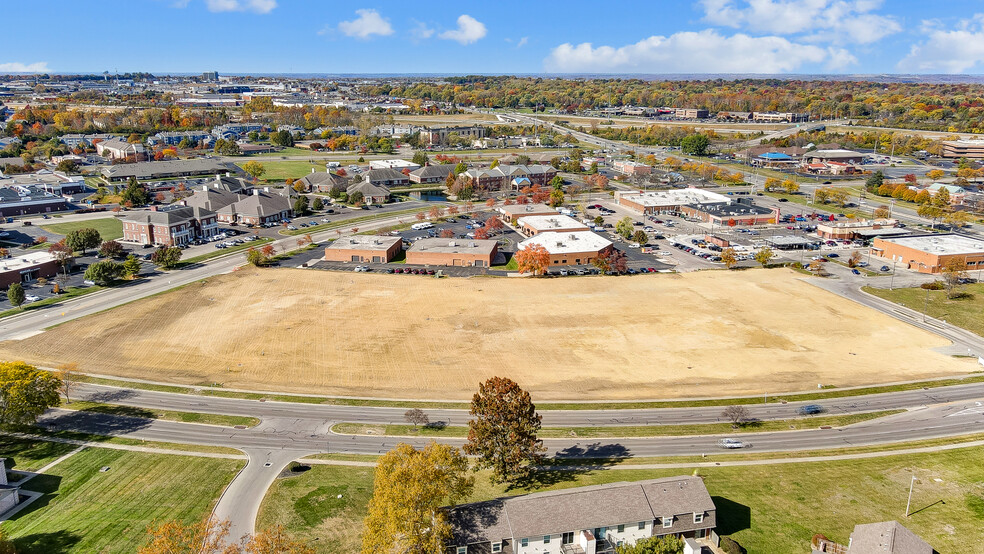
453;162;467;175
633;230;648;245
412;150;429;166
933;187;951;208
754;246;774;267
720;247;738;269
464;376;545;484
865;170;884;192
245;247;268;267
151;246;182;269
550;175;565;189
214;138;240;156
65;227;102;255
84;260;122;285
940;258;969;299
549;188;565;207
615;535;685;554
241;161;265;181
348;191;364;205
121;176;150;206
362;442;473;554
0;361;62;426
293;195;309;216
122;254;142;278
680;133;710;156
616;216;635;239
594;215;604;226
6;283;24;307
311;196;324;211
270;130;294;147
99;240;124;259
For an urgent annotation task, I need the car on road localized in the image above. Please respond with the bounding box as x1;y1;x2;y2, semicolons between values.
827;253;839;258
799;404;825;415
852;269;861;275
718;438;748;449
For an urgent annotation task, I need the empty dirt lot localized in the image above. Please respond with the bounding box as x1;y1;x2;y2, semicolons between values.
0;268;973;400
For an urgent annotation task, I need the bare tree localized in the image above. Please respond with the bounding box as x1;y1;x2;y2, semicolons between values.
404;408;429;431
55;362;81;404
722;405;750;428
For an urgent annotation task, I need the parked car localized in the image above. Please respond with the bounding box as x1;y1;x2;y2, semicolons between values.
880;266;890;272
24;295;40;302
852;269;861;275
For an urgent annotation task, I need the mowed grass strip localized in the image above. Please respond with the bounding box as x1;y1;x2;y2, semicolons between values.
16;427;244;456
0;433;80;472
0;285;105;320
261;445;984;554
237;160;322;181
71;372;984;411
864;283;984;338
39;217;123;241
330;411;903;439
64;400;260;428
5;447;243;553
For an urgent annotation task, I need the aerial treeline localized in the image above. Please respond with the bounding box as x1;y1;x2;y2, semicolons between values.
763;129;949;156
361;76;984;133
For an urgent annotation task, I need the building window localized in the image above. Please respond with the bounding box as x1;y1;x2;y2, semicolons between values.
492;542;502;553
694;512;704;524
662;517;673;528
617;524;625;533
562;532;574;544
457;548;467;554
543;536;550;544
638;521;646;530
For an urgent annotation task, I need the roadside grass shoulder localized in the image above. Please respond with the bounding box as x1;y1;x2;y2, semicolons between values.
4;448;242;554
263;444;984;554
0;434;79;472
39;218;123;241
864;283;984;338
330;411;902;439
0;285;105;320
10;426;243;456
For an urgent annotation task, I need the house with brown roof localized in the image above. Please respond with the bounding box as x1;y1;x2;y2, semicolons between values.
296;170;347;193
446;476;717;554
814;520;934;554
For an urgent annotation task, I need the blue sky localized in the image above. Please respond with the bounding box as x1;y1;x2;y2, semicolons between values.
4;0;984;75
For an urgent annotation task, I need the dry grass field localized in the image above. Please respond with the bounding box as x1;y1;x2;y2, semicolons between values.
0;268;972;400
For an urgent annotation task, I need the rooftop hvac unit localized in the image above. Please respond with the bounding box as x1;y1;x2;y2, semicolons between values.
449;240;457;247
470;242;477;247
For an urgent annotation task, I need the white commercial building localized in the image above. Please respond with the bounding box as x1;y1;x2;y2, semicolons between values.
614;189;731;215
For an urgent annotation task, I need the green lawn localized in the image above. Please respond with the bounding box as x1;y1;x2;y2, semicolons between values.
39;218;123;241
864;283;984;337
4;448;243;553
0;434;79;472
262;446;984;553
331;410;901;439
0;285;105;320
237;160;324;182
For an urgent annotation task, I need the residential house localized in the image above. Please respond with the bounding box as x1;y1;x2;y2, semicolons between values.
296;170;347;193
363;167;409;188
814;520;934;554
347;181;390;204
122;206;219;246
409;164;456;184
96;138;147;161
462;165;558;193
446;476;717;554
216;188;294;226
147;131;213;147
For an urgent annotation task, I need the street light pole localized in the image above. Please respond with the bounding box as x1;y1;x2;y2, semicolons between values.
890;260;897;290
905;475;917;517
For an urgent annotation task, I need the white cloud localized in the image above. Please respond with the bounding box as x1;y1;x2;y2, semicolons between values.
700;0;900;44
544;30;829;73
203;0;276;13
338;9;394;39
516;37;529;49
0;62;50;73
824;47;858;71
439;15;487;45
410;20;435;41
898;14;984;73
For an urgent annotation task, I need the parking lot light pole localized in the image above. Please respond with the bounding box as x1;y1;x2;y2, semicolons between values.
905;475;917;517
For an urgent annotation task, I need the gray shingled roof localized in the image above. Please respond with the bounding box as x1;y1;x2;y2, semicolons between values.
122;206;216;226
410;164;455;179
848;521;933;554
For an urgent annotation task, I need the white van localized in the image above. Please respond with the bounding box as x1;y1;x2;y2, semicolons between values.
411;222;434;230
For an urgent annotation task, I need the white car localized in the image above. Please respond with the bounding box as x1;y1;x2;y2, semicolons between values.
24;295;41;302
718;438;748;449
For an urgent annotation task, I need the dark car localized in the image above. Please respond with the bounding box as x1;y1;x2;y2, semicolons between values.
778;198;789;202
880;265;890;272
799;404;825;415
852;269;861;275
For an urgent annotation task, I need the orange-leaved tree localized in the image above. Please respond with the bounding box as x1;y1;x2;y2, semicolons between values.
514;244;550;276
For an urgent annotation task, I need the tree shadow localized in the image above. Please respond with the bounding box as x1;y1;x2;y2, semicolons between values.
508;442;632;492
713;496;751;535
38;407;154;439
77;388;137;404
12;529;81;554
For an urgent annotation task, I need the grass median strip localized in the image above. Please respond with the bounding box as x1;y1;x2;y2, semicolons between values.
63;400;260;428
71;372;984;410
7;427;243;456
331;410;902;439
0;285;105;320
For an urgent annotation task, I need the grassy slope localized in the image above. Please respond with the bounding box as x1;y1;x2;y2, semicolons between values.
5;448;243;553
864;283;984;337
262;446;984;553
39;218;123;241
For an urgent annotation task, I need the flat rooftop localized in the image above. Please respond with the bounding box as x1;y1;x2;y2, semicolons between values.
767;235;819;247
696;202;773;217
618;188;730;207
325;235;401;251
519;231;612;254
408;238;498;255
879;234;984;255
516;214;587;231
498;203;557;216
0;251;55;272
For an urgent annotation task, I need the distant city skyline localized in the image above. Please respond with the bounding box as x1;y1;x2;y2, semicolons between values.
4;0;984;75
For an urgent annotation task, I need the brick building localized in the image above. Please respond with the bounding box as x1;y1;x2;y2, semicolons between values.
122;206;219;246
871;234;984;274
518;231;613;266
497;203;559;225
0;252;59;288
406;238;498;267
324;236;402;263
516;214;590;237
